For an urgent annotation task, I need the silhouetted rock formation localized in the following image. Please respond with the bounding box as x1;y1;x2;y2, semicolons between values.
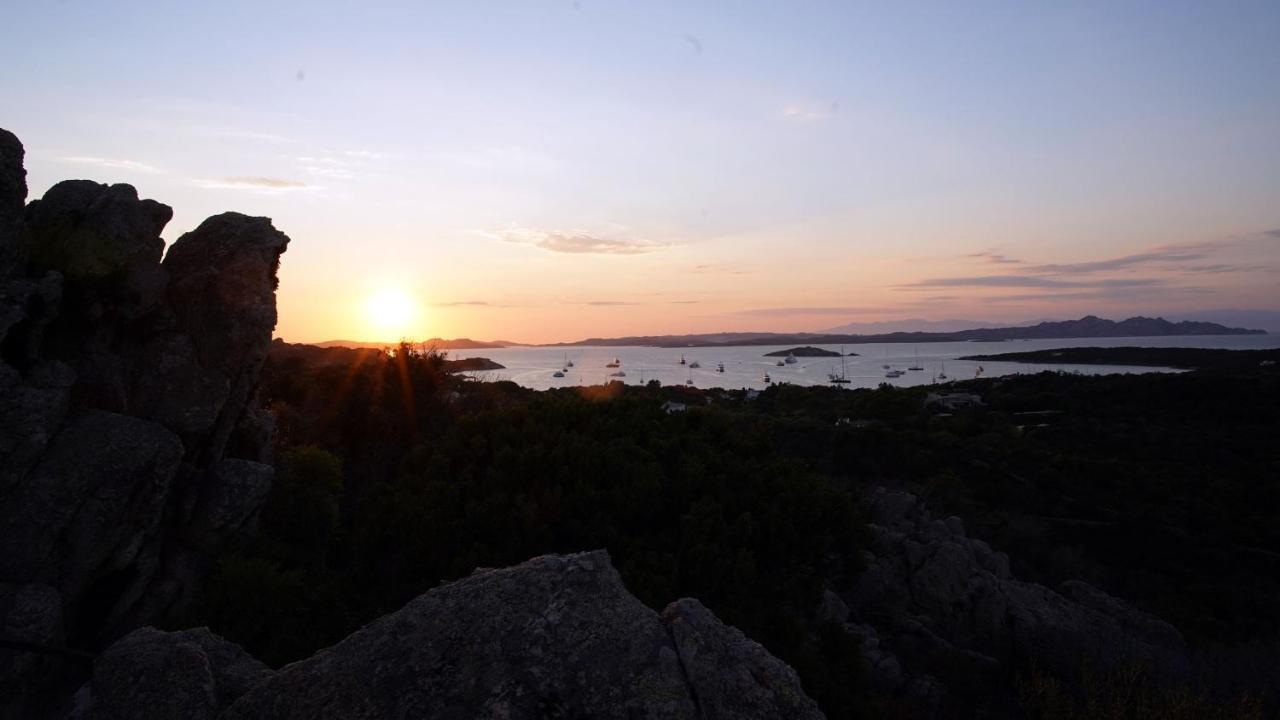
75;551;823;720
0;129;289;717
843;488;1191;716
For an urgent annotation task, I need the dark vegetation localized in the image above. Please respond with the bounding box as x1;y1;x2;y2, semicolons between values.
962;346;1280;371
196;342;1280;718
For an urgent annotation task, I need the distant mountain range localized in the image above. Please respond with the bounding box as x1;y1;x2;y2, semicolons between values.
1163;309;1280;335
548;315;1264;348
315;337;516;350
820;318;1013;334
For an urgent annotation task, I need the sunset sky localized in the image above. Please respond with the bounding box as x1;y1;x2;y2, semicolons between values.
5;1;1279;343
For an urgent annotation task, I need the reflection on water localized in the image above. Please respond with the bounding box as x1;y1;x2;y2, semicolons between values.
451;334;1279;391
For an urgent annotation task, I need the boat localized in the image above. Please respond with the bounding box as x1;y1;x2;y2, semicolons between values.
679;354;686;365
565;353;574;368
552;370;565;378
605;357;620;368
763;372;772;384
937;360;948;380
609;370;626;377
716;362;725;373
885;369;904;378
829;345;852;384
908;347;923;372
776;360;784;367
785;353;798;364
689;360;701;369
882;348;890;370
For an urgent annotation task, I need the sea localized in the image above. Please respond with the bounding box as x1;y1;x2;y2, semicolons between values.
450;334;1280;391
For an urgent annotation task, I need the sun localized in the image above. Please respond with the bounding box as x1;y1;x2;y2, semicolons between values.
365;287;416;335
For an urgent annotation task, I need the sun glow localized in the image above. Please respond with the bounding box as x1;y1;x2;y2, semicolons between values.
365;287;416;335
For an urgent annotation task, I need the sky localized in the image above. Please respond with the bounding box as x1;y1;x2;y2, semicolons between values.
4;1;1279;344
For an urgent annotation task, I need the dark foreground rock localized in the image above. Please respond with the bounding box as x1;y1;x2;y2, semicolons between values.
0;129;289;718
75;550;823;720
844;488;1192;716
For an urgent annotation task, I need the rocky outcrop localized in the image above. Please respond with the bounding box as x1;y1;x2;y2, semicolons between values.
0;128;26;278
0;129;289;717
845;488;1192;716
72;627;271;720
663;598;824;720
74;551;823;720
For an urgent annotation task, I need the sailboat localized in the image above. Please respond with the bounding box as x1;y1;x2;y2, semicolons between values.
679;354;686;365
882;348;890;370
908;347;923;372
552;369;565;378
829;346;852;384
689;360;701;369
716;362;725;373
605;357;620;368
785;353;798;364
937;360;948;381
564;353;574;368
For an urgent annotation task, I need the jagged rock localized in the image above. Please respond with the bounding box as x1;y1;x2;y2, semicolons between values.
155;212;289;463
223;550;824;720
0;359;74;493
24;180;171;285
182;459;273;552
0;583;67;717
74;626;271;720
0;128;289;718
848;488;1192;714
0;411;183;628
0;271;62;363
663;598;825;720
0;128;25;278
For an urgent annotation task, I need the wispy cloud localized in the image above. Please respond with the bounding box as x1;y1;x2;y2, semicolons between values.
1265;229;1280;239
1024;246;1209;275
196;176;311;190
692;263;750;275
737;306;898;317
982;286;1218;304
782;100;839;121
489;227;671;255
967;250;1022;265
296;156;355;180
206;129;295;144
434;300;493;307
61;156;162;173
902;275;1164;289
578;300;641;306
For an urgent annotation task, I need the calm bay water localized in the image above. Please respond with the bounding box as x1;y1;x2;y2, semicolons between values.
452;334;1280;391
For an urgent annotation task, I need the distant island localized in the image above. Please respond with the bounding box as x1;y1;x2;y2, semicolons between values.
270;339;505;372
764;346;851;357
548;315;1263;348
